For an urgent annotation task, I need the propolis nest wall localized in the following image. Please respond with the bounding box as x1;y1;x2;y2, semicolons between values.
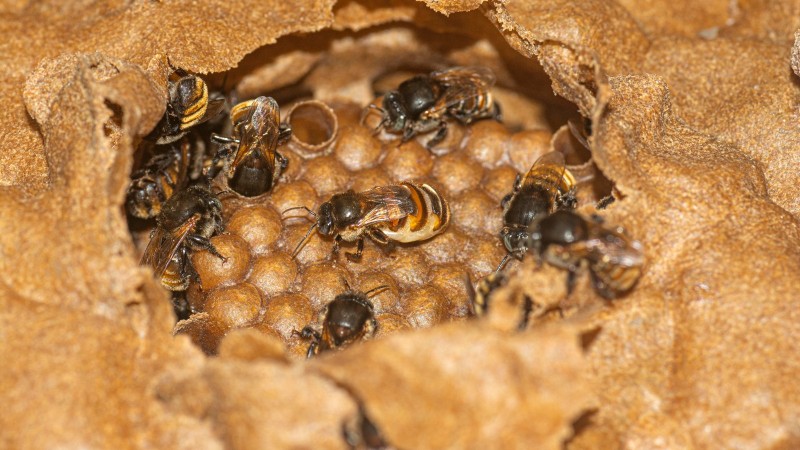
2;1;800;449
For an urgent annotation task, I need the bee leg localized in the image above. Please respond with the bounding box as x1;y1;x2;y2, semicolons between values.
425;122;449;149
345;238;364;262
295;326;322;358
186;234;227;262
171;291;192;321
278;123;292;144
596;194;615;210
330;234;343;260
565;269;577;296
276;151;289;172
517;295;533;331
512;173;522;191
500;192;514;208
492;102;503;122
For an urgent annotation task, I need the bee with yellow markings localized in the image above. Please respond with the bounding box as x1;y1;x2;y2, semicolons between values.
466;273;533;331
140;182;225;291
288;182;450;261
297;283;387;358
366;66;501;148
209;96;291;196
529;210;644;299
146;69;226;145
126;139;191;219
498;151;578;270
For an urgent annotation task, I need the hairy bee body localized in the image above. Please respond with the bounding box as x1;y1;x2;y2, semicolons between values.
500;151;577;261
368;66;501;148
126;143;189;219
210;96;290;197
372;182;450;244
159;248;192;291
141;183;225;291
299;286;382;358
530;210;644;299
290;182;450;260
146;69;225;145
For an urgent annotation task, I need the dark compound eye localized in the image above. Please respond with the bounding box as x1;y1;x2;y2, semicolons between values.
382;92;408;131
317;203;334;235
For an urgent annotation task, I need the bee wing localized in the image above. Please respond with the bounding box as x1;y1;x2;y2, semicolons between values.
431;66;496;89
174;138;192;189
140;215;199;278
578;234;644;268
354;185;416;228
232;96;280;169
520;151;566;191
428;66;496;114
200;97;226;123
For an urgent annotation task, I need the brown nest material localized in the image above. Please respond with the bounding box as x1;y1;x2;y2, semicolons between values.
2;1;800;449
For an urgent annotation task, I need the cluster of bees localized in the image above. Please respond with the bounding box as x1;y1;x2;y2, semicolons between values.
128;65;644;359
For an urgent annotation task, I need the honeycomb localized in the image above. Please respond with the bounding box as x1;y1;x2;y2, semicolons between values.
6;1;800;449
171;95;589;357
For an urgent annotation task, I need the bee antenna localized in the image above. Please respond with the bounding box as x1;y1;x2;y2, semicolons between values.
495;253;512;274
463;273;478;316
291;222;318;259
360;103;385;127
214;189;236;198
567;119;590;150
363;285;390;298
282;205;317;219
339;276;352;292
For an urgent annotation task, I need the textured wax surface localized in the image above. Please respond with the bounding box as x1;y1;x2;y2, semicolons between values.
2;0;800;449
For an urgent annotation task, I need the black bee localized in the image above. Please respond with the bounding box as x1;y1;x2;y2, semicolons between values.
140;182;225;291
126;139;191;219
366;66;501;148
297;284;387;358
210;96;291;196
528;210;644;299
287;182;450;261
498;151;577;270
145;69;226;145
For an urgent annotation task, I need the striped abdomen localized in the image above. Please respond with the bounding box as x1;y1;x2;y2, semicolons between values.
379;182;450;243
176;76;209;131
160;250;190;291
590;260;642;299
445;92;496;123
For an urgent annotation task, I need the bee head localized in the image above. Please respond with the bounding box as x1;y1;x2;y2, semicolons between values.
126;178;163;218
317;202;335;235
499;226;529;259
381;91;408;132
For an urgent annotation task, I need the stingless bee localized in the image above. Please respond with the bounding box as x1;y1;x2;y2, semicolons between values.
528;210;644;299
140;182;225;291
465;273;532;331
288;182;450;261
365;66;501;148
297;283;388;358
209;96;291;196
145;68;226;145
498;151;577;270
126;139;191;219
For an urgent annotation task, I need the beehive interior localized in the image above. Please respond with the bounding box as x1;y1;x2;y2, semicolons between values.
4;1;800;449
